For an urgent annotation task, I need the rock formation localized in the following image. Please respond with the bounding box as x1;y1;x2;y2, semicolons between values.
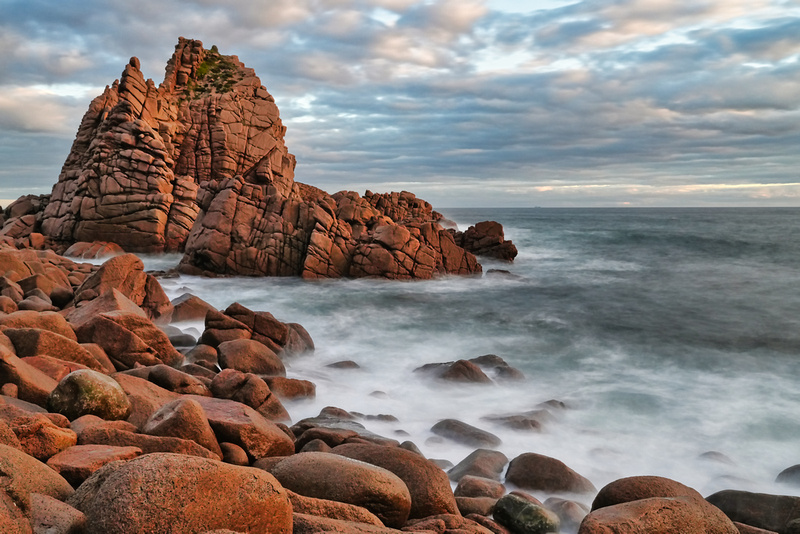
1;38;511;279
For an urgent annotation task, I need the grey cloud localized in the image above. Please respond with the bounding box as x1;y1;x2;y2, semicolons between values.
1;0;799;208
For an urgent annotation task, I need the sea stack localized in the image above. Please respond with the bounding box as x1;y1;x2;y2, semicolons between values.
0;38;516;279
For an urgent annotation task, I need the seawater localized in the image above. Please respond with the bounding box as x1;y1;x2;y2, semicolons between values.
147;207;800;501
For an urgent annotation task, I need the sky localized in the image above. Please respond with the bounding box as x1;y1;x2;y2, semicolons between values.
1;0;799;208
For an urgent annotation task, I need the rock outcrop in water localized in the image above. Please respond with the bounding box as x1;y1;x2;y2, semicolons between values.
1;38;497;279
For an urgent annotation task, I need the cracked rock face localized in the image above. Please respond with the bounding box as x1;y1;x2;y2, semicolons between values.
35;38;489;279
42;38;294;254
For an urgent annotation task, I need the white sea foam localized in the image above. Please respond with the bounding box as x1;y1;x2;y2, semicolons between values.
147;208;800;500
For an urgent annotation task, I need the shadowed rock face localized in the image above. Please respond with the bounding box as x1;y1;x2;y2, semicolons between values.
30;38;492;279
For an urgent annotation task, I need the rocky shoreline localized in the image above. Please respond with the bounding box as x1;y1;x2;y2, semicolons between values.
1;37;799;534
1;244;799;534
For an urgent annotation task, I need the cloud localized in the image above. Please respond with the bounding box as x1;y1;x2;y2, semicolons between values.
1;0;799;207
0;86;89;134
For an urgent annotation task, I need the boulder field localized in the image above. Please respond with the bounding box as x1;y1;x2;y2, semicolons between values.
0;37;515;279
0;242;796;534
0;38;792;534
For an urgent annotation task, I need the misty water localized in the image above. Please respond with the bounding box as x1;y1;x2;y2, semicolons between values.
146;207;800;503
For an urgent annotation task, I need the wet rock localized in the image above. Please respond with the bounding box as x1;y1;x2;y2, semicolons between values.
431;419;502;448
287;490;384;526
592;476;703;510
544;497;589;533
481;412;545;433
334;442;460;519
300;439;332;453
706;490;800;534
777;465;800;487
185;343;218;365
200;309;251;348
63;241;124;259
218;338;285;376
455;475;506;499
452;221;518;262
699;451;736;466
46;444;143;487
415;360;493;384
181;362;218;380
187;395;295;459
449;449;509;482
468;354;525;381
142;397;222;458
493;493;560;534
148;364;211;396
267;451;412;528
264;376;316;400
579;495;738;534
209;368;289;422
580;476;738;533
67;452;292;534
403;513;496;533
296;427;359;451
505;452;596;494
327;360;361;369
170;293;217;322
457;496;497;517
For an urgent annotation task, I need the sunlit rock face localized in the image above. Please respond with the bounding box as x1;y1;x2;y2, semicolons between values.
37;38;485;279
42;38;294;254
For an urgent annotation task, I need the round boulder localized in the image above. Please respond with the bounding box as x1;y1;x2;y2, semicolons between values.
493;493;560;534
578;495;738;534
267;451;412;528
218;339;286;376
333;442;459;519
505;452;595;494
591;475;703;510
48;369;131;421
67;452;292;534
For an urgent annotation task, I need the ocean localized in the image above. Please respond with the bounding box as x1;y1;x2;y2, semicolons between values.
145;207;800;502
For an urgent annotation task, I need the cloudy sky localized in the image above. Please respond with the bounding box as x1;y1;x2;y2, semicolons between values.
1;0;799;207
